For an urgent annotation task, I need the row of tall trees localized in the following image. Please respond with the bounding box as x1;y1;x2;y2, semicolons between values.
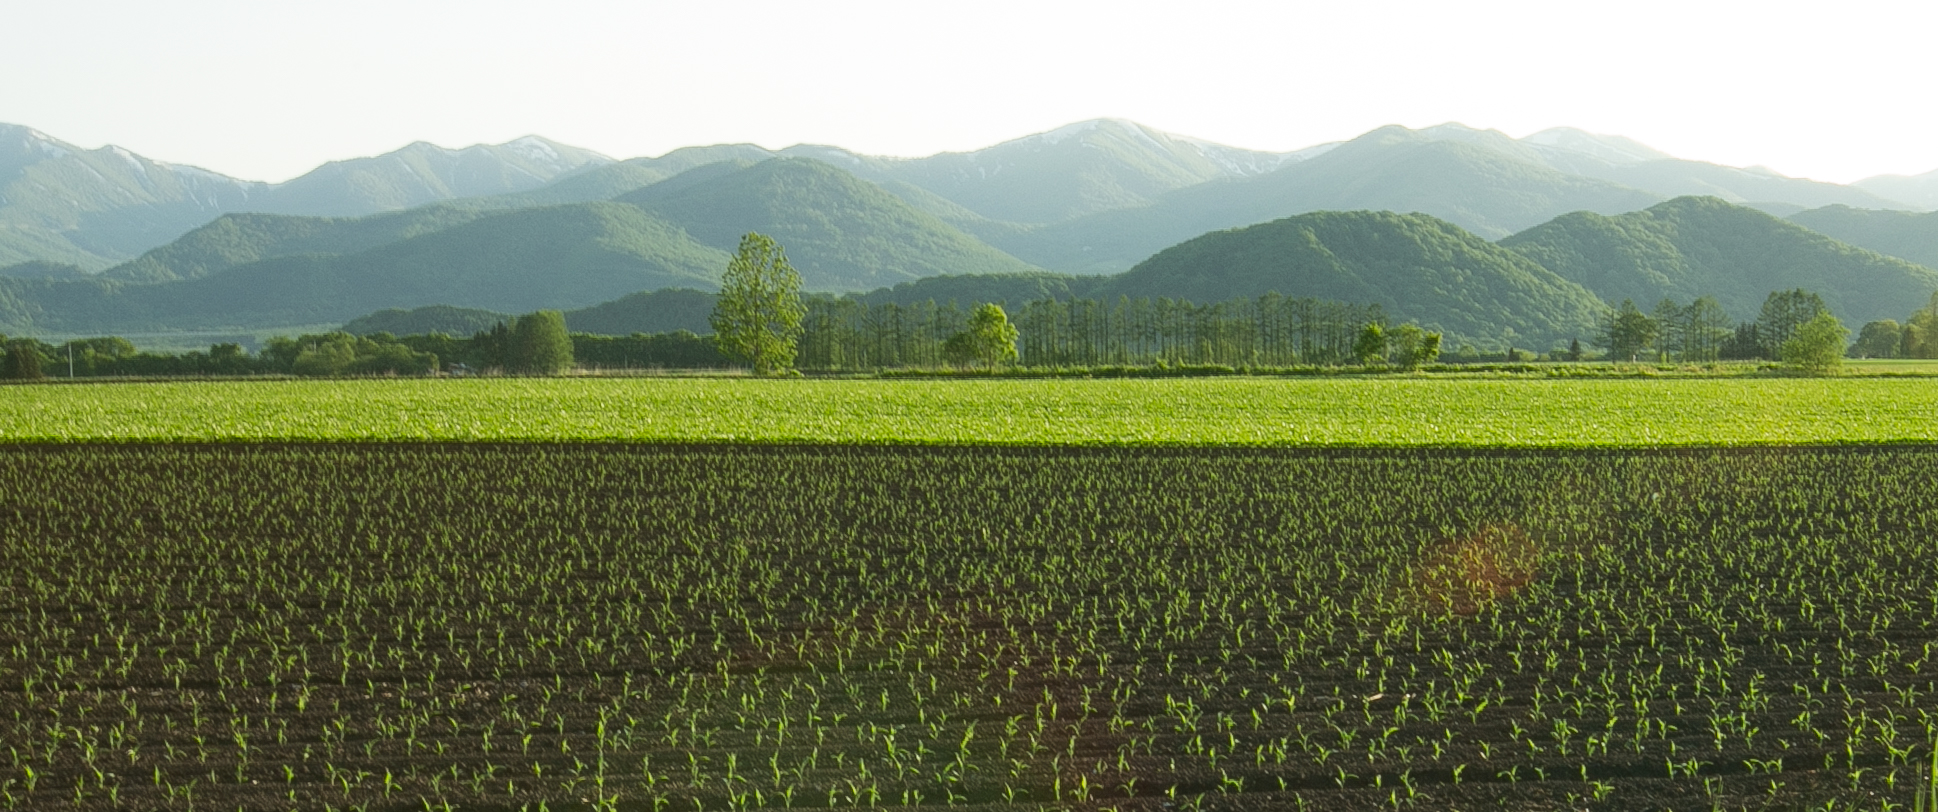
796;298;974;370
1596;289;1838;363
1016;295;1388;368
787;294;1396;371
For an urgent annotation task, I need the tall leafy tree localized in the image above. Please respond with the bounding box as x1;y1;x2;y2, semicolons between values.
1387;323;1441;370
711;233;805;375
1850;320;1902;359
510;310;574;375
1782;311;1849;374
943;303;1019;368
1354;323;1387;366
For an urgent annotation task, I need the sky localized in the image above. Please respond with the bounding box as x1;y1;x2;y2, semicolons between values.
4;0;1935;184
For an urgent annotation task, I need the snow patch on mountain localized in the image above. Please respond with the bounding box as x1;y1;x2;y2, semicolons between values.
505;136;561;166
1524;128;1675;165
25;129;69;159
107;145;146;175
1033;119;1109;146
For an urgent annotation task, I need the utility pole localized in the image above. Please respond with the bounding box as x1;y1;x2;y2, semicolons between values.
67;343;73;378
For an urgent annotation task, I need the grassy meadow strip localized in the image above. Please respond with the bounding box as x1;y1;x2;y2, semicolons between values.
2;376;1938;445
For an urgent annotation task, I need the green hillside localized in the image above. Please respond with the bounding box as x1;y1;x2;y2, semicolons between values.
849;271;1086;308
99;161;761;285
342;305;509;336
4;160;1048;332
476;163;674;208
618;159;1043;291
1090;210;1609;348
0;223;114;270
1503;197;1938;324
562;288;717;335
0;260;88;280
338;289;721;338
997;128;1663;273
2;202;727;333
104;205;499;282
1788;205;1938;269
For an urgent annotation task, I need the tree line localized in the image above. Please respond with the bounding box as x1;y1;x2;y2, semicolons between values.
1594;289;1847;371
0;311;605;380
718;232;1433;373
1847;292;1938;360
0;232;1887;380
790;294;1411;370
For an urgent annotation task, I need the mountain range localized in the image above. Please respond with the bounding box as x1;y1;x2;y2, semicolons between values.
1;118;1935;348
0;124;608;269
336;197;1938;351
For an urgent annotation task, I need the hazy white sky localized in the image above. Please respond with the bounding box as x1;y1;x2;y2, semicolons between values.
5;0;1934;184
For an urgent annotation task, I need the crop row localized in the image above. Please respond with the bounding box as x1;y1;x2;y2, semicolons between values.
1;444;1935;810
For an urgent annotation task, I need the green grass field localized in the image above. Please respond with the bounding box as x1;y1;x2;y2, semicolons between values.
4;376;1938;445
1844;357;1938;375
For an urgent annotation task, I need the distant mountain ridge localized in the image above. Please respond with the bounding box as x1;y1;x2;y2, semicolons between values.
246;136;610;217
1787;205;1938;270
990;127;1665;272
1854;168;1938;210
615;159;1041;290
0;126;609;271
5;118;1938;346
323;197;1935;355
0;124;263;268
6;117;1929;279
0;157;1051;333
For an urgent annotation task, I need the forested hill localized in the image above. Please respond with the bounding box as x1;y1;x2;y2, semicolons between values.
0;203;730;333
1786;206;1938;270
1089;210;1608;347
616;159;1042;290
339;290;726;338
988;128;1664;273
0;159;1049;333
102;205;501;283
1502;197;1938;324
